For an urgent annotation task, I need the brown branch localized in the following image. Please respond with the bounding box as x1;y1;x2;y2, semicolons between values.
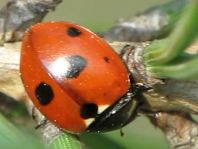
0;0;62;44
145;80;198;114
150;112;198;149
104;0;188;42
111;42;198;149
0;42;25;100
26;100;64;144
111;42;198;115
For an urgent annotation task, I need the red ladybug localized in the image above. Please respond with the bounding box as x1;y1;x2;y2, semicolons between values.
20;22;138;133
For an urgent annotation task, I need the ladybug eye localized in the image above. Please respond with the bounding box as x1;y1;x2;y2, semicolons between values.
35;82;54;105
67;27;81;37
80;103;98;119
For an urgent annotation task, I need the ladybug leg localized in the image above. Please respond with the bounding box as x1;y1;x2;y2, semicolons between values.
127;74;153;117
31;106;37;120
129;74;150;97
145;111;158;118
130;83;159;119
35;119;48;129
119;128;124;136
32;106;48;129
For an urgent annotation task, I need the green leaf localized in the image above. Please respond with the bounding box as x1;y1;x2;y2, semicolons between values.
147;55;198;79
51;133;84;149
0;113;44;149
145;1;198;65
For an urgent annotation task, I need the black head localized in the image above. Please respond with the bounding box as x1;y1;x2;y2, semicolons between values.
86;91;139;132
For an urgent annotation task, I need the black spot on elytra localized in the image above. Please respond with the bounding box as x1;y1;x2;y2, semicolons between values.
67;27;81;37
80;103;98;119
35;82;54;105
65;55;87;78
104;57;110;63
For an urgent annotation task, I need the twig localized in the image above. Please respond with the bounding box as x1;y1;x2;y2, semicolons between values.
151;112;198;149
111;42;198;114
105;0;188;42
112;42;198;149
0;0;62;44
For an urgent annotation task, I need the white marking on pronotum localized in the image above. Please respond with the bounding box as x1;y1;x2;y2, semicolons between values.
98;105;109;114
84;118;95;127
84;105;109;127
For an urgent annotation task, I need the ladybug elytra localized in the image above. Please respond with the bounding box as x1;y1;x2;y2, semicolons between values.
20;22;138;133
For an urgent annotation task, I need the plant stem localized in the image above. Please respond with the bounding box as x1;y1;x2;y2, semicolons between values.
146;0;198;65
147;55;198;79
51;133;83;149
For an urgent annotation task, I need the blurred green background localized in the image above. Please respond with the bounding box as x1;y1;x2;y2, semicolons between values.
0;0;166;32
0;0;168;149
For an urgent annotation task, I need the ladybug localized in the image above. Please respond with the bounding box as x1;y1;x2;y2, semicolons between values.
20;22;139;133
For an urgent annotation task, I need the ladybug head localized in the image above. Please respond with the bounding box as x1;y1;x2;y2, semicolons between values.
83;91;139;132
